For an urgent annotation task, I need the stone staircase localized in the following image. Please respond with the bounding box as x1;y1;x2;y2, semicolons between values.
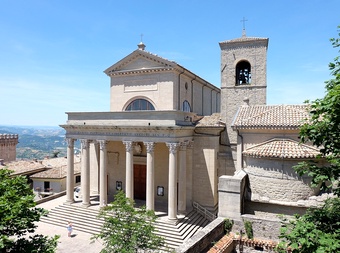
40;203;210;251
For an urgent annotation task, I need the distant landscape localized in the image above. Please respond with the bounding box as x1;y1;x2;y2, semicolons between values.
0;125;80;160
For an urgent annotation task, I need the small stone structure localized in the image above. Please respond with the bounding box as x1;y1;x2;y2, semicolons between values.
0;134;18;163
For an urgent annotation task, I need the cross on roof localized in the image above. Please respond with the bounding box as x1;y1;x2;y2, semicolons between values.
240;17;248;30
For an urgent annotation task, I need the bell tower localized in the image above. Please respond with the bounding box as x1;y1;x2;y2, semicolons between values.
219;29;268;170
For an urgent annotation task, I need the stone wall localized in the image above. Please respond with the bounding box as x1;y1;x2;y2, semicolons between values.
220;37;268;147
244;157;316;202
0;134;18;163
175;217;225;253
218;170;248;220
193;134;220;209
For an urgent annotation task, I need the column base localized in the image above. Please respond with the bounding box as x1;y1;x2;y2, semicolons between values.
81;202;91;207
167;217;178;225
64;200;74;205
168;216;178;221
100;199;107;207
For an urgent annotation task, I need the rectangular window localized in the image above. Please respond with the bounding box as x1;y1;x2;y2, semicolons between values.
44;181;50;192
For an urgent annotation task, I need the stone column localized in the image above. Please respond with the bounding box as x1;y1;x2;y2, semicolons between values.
80;139;91;207
123;141;134;199
89;141;100;194
186;141;194;209
65;138;74;204
166;142;180;220
99;140;108;207
144;142;155;210
178;142;187;214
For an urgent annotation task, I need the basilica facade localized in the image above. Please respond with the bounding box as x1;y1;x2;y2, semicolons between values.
61;32;320;223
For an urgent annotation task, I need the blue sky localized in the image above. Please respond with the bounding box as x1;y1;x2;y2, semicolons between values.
0;0;339;126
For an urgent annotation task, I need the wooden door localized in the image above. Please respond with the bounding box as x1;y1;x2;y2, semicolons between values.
134;164;146;200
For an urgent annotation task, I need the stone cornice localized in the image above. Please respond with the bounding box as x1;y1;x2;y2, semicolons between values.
105;49;175;75
107;67;174;76
62;124;195;142
219;37;268;49
61;124;195;132
194;126;225;136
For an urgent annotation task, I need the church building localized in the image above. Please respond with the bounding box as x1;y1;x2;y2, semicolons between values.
61;30;320;225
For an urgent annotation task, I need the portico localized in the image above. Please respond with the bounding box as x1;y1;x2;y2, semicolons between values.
62;110;195;220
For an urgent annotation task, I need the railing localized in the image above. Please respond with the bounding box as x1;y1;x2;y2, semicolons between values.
192;201;217;221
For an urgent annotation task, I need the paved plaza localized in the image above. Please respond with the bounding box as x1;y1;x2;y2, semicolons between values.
34;196;103;253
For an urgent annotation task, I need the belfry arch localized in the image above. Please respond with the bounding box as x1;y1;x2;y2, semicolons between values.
236;60;251;85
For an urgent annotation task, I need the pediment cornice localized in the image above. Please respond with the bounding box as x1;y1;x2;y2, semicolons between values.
104;49;178;76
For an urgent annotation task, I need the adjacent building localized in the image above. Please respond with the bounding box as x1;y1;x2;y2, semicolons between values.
0;134;19;163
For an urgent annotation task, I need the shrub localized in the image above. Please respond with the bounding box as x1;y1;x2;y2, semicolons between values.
224;218;234;233
244;220;254;239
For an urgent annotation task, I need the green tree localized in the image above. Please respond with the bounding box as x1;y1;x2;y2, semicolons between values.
91;191;164;253
277;26;340;253
0;168;59;252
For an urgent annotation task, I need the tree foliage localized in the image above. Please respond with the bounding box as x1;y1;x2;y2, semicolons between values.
277;26;340;253
0;168;59;252
277;198;340;253
91;191;164;253
294;25;340;196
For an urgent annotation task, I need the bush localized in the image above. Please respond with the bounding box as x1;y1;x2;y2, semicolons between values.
244;220;254;239
224;218;234;233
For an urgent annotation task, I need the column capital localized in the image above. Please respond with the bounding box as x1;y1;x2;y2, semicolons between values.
166;142;180;154
179;141;188;151
187;140;194;149
123;141;134;152
97;140;108;150
144;142;155;153
80;139;89;150
66;138;74;148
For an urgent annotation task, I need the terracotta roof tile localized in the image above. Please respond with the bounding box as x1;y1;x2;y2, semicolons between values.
1;160;45;175
232;104;310;129
243;138;320;159
30;162;81;179
1;156;81;178
196;113;225;127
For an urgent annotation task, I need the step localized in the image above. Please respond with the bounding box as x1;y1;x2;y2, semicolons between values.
40;203;211;251
40;217;102;235
43;209;103;228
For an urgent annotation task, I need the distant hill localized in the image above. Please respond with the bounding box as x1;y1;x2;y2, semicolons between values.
0;125;80;160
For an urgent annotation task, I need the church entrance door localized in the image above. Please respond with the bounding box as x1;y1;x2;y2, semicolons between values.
134;164;146;200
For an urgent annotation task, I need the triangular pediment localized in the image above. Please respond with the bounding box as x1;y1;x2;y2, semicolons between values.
104;50;177;75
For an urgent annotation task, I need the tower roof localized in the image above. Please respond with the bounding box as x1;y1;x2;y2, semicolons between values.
219;36;269;48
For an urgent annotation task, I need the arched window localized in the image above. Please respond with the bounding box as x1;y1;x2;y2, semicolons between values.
125;99;155;111
182;100;191;112
236;61;251;85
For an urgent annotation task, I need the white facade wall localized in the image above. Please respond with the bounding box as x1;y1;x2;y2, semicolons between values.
32;178;66;193
110;72;176;111
109;70;220;116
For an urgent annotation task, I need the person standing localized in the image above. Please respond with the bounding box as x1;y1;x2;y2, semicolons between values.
67;221;73;237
